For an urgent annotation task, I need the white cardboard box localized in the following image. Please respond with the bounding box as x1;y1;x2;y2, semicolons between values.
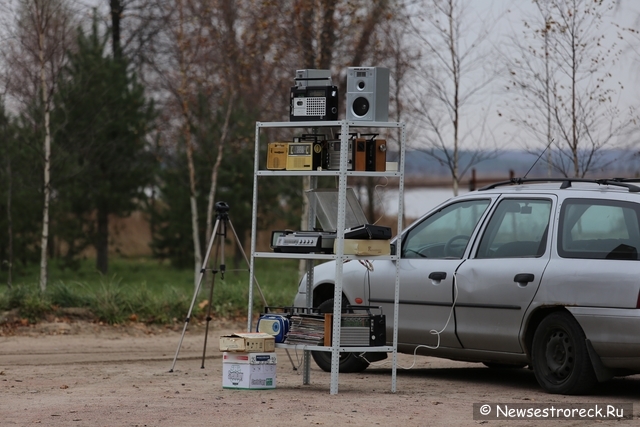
222;352;277;390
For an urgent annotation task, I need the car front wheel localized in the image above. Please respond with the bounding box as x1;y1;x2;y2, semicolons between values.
311;298;370;373
531;311;597;395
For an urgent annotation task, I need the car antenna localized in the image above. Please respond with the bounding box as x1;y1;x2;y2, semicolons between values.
523;138;554;179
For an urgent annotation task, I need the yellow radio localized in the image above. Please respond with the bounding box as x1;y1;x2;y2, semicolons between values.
266;142;288;170
286;141;323;171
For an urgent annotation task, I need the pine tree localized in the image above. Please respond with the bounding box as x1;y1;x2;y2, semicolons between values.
53;18;155;274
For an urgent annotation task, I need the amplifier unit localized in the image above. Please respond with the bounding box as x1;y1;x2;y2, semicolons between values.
294;69;332;88
270;230;336;254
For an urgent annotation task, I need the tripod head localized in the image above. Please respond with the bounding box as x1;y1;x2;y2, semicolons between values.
215;201;230;220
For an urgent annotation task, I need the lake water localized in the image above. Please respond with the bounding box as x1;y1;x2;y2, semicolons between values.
361;187;469;220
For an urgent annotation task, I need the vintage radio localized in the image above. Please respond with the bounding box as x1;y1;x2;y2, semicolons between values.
354;138;367;171
326;134;356;170
366;138;386;171
324;308;386;347
285;134;325;171
290;85;339;122
266;142;288;170
354;135;386;172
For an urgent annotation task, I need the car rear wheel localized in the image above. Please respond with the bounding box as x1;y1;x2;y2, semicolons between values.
311;298;370;373
531;312;597;394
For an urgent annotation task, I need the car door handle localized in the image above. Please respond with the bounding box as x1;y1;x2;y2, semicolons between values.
514;273;535;284
429;272;447;281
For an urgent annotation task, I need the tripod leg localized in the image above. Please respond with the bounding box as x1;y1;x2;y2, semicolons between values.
201;221;225;368
169;218;222;372
201;269;217;368
225;218;302;370
227;219;268;307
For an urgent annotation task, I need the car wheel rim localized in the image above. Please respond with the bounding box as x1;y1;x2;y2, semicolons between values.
543;329;573;383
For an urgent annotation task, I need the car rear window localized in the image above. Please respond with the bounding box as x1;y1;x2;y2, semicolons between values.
558;199;640;260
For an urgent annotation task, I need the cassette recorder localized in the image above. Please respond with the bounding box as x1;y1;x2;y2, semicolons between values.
290;85;339;121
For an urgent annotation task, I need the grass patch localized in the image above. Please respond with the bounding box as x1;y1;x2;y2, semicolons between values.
0;256;302;324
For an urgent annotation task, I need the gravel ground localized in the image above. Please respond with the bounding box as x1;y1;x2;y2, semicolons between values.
1;319;638;426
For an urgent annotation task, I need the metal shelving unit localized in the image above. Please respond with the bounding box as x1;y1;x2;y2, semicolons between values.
248;120;406;395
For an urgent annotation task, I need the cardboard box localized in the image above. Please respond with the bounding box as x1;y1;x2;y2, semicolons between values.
222;352;277;390
219;332;275;353
336;239;391;256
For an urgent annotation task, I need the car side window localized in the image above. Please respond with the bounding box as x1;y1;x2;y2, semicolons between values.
402;199;490;259
559;199;640;260
476;199;552;259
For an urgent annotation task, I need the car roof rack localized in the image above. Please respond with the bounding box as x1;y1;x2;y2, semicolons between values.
478;177;640;193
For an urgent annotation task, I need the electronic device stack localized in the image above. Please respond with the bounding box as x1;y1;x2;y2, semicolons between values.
219;332;277;390
248;65;406;395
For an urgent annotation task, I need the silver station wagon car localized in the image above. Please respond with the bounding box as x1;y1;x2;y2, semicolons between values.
293;178;640;394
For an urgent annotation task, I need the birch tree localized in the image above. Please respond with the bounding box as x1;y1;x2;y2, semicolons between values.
505;0;636;178
410;0;499;195
1;0;74;291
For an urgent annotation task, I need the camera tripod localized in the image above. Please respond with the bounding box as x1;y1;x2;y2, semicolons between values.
169;201;267;372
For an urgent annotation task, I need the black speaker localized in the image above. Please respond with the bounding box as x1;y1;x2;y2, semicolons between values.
346;67;390;122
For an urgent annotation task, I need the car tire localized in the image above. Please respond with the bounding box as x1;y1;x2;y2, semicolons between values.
531;311;597;395
311;298;370;373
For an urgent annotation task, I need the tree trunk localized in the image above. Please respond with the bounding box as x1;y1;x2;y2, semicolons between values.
176;0;202;289
96;206;109;274
38;20;51;293
448;0;460;197
206;93;235;246
5;153;12;289
110;0;123;59
186;129;202;289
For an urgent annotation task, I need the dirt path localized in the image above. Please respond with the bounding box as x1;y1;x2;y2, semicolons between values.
1;320;638;426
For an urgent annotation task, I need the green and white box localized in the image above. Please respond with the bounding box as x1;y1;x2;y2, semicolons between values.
222;352;277;390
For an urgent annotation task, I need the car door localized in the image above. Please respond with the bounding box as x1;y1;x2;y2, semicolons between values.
454;196;555;353
368;198;493;348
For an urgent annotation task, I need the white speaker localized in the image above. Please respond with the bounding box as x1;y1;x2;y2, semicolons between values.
346;67;390;122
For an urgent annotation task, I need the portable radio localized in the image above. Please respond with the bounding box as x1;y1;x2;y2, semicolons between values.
257;314;290;343
366;138;386;171
286;142;313;170
326;138;354;170
266;142;288;170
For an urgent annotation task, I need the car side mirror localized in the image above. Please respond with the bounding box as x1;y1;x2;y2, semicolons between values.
390;243;397;256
